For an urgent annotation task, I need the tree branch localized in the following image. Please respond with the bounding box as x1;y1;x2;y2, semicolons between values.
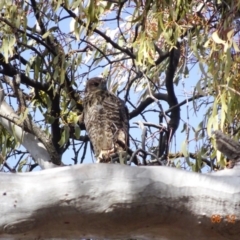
129;93;168;119
2;76;61;165
63;6;136;59
0;85;59;169
0;53;49;91
0;164;239;239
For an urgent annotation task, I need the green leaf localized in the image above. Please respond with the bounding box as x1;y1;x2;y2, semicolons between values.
181;141;189;158
74;125;81;139
59;126;70;147
42;31;51;39
17;159;27;172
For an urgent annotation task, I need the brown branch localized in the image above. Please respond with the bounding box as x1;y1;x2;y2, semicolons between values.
165;94;205;114
165;43;181;135
168;152;217;170
0;53;49;91
2;76;61;165
133;121;167;131
129;93;168;119
0;17;53;52
62;6;136;59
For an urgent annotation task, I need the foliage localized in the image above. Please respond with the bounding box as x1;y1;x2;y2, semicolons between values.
0;0;240;172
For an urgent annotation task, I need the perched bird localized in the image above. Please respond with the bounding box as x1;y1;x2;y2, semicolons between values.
83;77;129;163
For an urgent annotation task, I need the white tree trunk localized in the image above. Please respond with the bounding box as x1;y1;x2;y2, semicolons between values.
0;89;57;169
0;164;239;240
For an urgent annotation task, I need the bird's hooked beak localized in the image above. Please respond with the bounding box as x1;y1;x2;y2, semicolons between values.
100;79;107;91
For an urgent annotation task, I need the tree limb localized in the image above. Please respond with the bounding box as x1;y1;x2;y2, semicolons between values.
0;164;239;239
0;84;59;169
214;130;240;168
129;93;168;119
0;53;49;91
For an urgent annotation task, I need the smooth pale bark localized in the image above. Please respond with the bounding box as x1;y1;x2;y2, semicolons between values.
0;92;57;169
0;164;239;240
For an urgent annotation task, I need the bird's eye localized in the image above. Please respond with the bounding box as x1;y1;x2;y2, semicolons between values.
94;82;99;86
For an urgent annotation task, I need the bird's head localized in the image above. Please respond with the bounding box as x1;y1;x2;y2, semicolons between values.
85;77;107;93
